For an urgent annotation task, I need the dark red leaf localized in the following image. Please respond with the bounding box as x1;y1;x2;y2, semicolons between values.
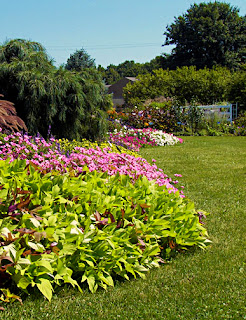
0;263;14;272
17;196;31;209
8;204;18;213
121;208;125;219
22;249;32;257
16;188;31;195
169;240;176;249
139;203;150;209
28;161;39;171
116;219;122;229
15;228;35;235
71;195;79;202
109;213;115;223
51;247;60;255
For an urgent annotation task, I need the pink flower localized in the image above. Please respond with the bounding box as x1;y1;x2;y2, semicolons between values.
174;174;182;177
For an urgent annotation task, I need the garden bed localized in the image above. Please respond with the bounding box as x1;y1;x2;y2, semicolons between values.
0;132;209;305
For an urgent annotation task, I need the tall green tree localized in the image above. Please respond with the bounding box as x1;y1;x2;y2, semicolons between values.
0;39;111;141
100;58;166;85
65;48;96;71
163;2;246;70
123;66;232;106
228;65;246;112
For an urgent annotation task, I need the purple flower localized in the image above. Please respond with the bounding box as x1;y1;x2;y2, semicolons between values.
8;203;18;213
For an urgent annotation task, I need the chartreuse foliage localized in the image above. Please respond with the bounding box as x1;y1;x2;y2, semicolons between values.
56;138;138;157
0;158;209;302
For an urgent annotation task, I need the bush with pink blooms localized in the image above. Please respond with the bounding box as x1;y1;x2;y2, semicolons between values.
0;131;183;195
108;127;183;152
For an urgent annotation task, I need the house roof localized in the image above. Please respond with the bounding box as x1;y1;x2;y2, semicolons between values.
125;77;138;82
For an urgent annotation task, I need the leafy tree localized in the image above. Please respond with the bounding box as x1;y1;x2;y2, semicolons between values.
100;64;121;84
115;60;146;78
170;66;231;105
163;2;246;69
65;48;96;71
123;66;232;106
228;65;246;112
0;39;111;141
144;55;167;72
100;58;166;85
124;69;173;106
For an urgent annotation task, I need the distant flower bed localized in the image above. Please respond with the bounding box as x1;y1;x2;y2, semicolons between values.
108;127;183;152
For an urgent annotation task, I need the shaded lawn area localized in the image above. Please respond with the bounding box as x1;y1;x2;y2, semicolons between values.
2;136;246;320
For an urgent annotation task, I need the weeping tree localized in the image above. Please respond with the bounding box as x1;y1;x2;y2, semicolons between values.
0;39;112;140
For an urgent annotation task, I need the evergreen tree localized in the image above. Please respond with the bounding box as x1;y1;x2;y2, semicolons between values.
65;48;96;71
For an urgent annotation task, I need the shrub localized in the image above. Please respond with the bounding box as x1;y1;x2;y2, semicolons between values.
0;96;27;134
108;103;182;133
0;158;210;301
233;111;246;136
109;127;183;152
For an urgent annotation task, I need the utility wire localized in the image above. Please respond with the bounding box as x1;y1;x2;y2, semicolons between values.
46;42;162;51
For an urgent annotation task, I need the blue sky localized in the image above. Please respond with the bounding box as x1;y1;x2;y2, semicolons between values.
1;0;245;67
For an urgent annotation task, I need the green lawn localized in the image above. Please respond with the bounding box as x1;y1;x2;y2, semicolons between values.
2;136;246;320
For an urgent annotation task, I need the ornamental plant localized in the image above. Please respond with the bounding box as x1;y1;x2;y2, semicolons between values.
108;103;181;133
109;127;183;152
0;158;210;302
233;111;246;136
0;96;27;134
0;131;183;195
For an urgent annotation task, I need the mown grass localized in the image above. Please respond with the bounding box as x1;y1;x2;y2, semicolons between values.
2;136;246;320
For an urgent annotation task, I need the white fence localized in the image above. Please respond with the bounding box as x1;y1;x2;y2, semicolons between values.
196;103;238;122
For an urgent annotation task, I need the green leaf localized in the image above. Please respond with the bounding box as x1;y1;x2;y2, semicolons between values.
47;215;57;227
0;288;23;304
17;276;31;290
17;258;31;265
59;243;77;256
143;245;160;257
52;185;60;197
27;242;45;252
36;278;53;302
29;217;41;228
0;188;8;199
35;260;54;273
87;274;96;293
98;272;114;287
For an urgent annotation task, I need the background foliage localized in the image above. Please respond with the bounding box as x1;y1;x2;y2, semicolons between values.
0;39;111;141
123;66;233;107
163;2;246;70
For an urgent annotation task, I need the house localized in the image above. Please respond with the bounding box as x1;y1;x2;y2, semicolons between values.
107;77;138;108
